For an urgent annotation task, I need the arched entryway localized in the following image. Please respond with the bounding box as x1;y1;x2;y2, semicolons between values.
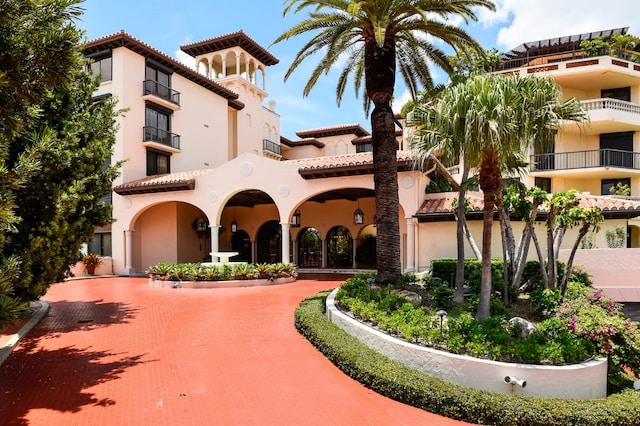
327;226;353;269
298;227;322;268
257;220;281;263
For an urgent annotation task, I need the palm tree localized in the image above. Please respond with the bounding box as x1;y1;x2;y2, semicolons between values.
411;73;587;319
274;0;495;283
409;80;484;302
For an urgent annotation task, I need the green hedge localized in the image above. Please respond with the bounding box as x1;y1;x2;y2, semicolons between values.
430;259;569;294
295;291;640;425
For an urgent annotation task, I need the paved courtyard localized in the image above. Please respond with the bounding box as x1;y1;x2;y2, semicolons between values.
0;277;471;425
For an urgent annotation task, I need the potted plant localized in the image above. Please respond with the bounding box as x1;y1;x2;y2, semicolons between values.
82;253;102;275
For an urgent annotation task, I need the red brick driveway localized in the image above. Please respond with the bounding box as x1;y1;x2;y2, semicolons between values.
0;277;472;425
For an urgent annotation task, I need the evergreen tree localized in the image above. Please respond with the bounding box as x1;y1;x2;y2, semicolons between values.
0;0;120;325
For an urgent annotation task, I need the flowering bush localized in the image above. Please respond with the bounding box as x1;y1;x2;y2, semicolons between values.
556;289;640;391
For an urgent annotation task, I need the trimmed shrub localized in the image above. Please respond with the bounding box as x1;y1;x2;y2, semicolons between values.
295;291;640;425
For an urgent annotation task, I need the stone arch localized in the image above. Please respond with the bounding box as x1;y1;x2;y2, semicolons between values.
129;201;211;272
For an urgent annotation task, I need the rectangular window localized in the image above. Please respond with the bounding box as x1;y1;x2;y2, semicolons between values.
147;149;171;175
88;233;112;257
601;178;630;195
145;63;171;98
601;87;631;102
535;177;552;193
356;144;373;153
600;132;633;168
144;103;173;146
89;56;112;82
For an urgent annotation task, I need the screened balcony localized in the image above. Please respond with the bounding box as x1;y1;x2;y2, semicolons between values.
530;148;640;172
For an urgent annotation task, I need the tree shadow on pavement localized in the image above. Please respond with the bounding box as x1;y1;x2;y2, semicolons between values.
0;344;152;425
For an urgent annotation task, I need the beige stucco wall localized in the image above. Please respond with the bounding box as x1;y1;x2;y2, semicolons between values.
416;216;632;274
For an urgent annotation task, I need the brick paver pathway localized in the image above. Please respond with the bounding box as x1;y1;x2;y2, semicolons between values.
0;277;472;425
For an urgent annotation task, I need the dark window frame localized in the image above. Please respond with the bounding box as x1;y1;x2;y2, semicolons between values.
601;177;630;195
146;148;171;176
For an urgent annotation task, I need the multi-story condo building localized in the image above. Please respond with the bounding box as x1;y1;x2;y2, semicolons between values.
83;30;431;276
83;28;640;288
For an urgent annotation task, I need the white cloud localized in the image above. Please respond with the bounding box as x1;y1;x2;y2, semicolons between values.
174;49;196;70
481;0;638;51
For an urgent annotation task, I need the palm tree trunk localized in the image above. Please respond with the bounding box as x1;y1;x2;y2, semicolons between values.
454;166;471;302
560;223;589;299
366;37;400;284
477;148;501;320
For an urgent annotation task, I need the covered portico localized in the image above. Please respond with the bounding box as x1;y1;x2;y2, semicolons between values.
111;151;432;276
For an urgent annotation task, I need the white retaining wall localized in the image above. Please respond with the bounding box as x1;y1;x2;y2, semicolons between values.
326;289;608;399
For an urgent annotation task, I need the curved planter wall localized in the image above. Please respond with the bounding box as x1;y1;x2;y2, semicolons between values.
326;288;607;399
149;277;296;289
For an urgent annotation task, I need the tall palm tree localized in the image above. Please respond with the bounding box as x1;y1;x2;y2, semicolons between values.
409;80;483;302
274;0;495;283
411;73;587;319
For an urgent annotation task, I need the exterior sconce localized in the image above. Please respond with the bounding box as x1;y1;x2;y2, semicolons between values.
231;220;238;233
354;208;364;225
292;210;301;227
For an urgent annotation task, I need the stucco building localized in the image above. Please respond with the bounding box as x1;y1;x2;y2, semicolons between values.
83;28;640;284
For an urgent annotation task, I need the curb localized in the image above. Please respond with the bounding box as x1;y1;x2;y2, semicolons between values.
0;300;49;366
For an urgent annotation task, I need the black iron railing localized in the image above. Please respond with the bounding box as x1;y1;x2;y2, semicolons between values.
143;80;181;105
531;149;640;172
143;126;181;149
263;139;281;155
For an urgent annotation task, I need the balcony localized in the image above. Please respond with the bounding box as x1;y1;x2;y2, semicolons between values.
530;149;640;172
263;139;281;156
143;126;180;151
578;98;640;133
143;80;180;107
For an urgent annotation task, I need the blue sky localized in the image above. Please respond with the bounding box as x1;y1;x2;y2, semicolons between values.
78;0;638;138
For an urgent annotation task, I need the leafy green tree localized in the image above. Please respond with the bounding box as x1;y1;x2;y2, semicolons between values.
6;63;120;301
0;0;119;325
275;0;495;283
411;73;587;319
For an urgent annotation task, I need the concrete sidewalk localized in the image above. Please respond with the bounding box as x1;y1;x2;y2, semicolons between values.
0;277;472;425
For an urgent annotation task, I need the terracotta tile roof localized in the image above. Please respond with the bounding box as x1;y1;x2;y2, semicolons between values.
287;151;415;179
83;31;244;111
280;136;325;148
295;124;370;139
352;130;403;144
180;30;279;66
113;170;211;195
416;192;640;221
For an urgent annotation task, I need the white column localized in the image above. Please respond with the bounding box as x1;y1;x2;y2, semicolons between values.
221;57;226;78
262;69;266;91
280;222;291;264
210;225;221;261
125;229;134;275
406;218;416;272
235;54;240;77
292;239;299;265
322;239;328;268
352;237;357;268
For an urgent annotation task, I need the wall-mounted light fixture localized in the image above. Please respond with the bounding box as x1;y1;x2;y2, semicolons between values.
292;210;301;227
354;208;364;225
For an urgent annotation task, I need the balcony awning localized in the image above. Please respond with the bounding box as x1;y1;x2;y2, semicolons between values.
502;27;629;61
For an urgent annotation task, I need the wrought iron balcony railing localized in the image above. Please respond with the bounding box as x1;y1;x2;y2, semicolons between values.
143;80;181;105
143;126;181;150
530;148;640;172
263;139;281;155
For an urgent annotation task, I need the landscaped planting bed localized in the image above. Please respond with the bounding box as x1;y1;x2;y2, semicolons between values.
295;291;640;425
